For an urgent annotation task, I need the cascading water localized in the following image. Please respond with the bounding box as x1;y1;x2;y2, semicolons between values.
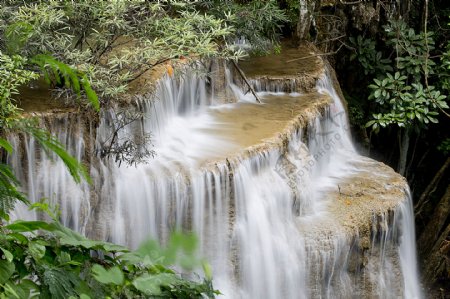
8;115;91;234
9;63;422;298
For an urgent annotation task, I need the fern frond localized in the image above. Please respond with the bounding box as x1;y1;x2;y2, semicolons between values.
26;126;91;184
30;54;100;111
81;74;99;110
0;138;13;154
11;121;91;185
0;163;28;220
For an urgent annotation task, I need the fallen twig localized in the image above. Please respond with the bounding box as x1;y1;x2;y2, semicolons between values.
286;44;344;63
231;60;261;103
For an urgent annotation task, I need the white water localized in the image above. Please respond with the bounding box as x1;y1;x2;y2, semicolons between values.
9;67;422;298
8;116;91;233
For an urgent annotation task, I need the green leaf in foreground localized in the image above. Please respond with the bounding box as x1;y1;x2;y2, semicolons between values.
0;260;15;284
132;273;178;295
0;138;13;154
91;265;124;286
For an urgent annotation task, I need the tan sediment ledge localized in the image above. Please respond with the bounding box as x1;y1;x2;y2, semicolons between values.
330;159;408;245
238;44;324;79
199;91;331;169
237;44;324;93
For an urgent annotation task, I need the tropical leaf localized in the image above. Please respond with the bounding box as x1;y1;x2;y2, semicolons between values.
0;138;13;154
5;220;53;233
31;54;100;111
132;273;178;295
50;222;128;252
42;267;79;299
0;247;14;263
20;124;90;184
91;265;124;286
0;260;15;284
0;163;28;220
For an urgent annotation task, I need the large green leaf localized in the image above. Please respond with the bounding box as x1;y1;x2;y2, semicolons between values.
51;222;127;252
43;267;78;299
16;279;39;298
0;260;15;284
0;247;13;262
28;241;46;260
1;280;37;299
31;54;100;111
0;138;13;154
0;163;28;219
91;265;124;286
132;273;178;295
2;281;23;299
6;220;52;233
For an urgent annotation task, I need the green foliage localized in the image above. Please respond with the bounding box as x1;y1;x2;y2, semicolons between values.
31;54;100;111
0;51;94;187
283;0;301;31
4;21;34;54
8;119;91;184
0;138;28;221
351;20;449;132
440;39;450;92
349;36;392;75
0;138;13;154
0;205;218;298
0;143;216;298
0;0;244;102
384;21;436;80
366;72;447;130
197;0;288;54
0;52;39;126
344;92;366;130
0;163;28;221
0;50;99;133
437;138;450;155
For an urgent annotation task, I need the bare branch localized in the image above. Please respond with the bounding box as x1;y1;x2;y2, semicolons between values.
286;43;345;63
232;60;261;103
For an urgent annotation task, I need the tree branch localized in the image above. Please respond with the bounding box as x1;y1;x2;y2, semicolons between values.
126;58;172;84
415;157;450;216
286;43;344;63
231;60;261;103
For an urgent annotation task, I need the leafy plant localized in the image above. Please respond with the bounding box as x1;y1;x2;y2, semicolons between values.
0;1;244;103
349;36;392;75
363;21;448;131
31;54;99;111
0;50;99;130
0;52;39;127
196;0;288;54
437;138;450;155
366;72;447;130
351;20;449;174
0;210;217;298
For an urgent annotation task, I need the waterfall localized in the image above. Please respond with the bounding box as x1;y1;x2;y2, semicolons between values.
8;115;91;234
9;66;422;298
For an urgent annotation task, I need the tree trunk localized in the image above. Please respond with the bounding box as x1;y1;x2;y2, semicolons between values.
418;185;450;257
296;0;315;40
397;127;410;176
418;185;450;291
415;157;450;215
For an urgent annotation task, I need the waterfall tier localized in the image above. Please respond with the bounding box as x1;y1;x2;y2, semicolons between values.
9;45;422;298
